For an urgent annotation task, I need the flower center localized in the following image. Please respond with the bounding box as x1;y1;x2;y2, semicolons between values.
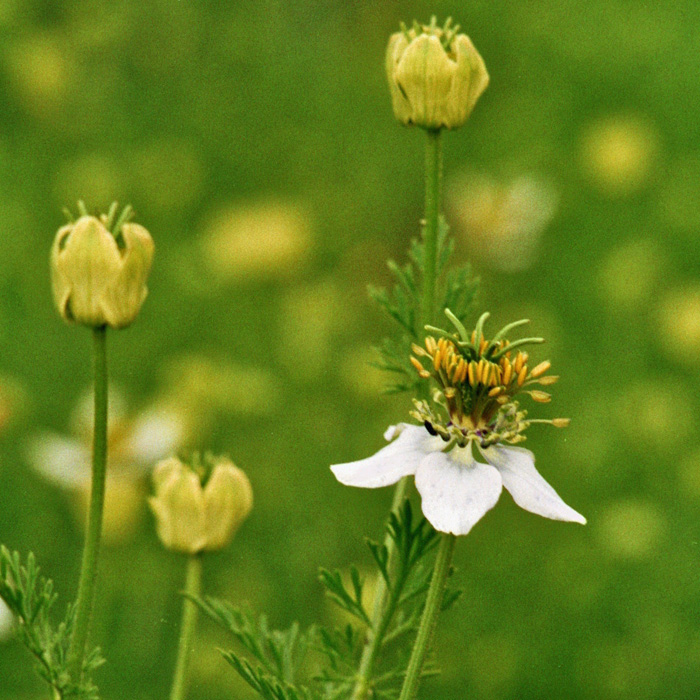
409;311;568;447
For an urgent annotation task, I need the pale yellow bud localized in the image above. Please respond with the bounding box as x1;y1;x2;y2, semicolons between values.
386;24;489;130
149;456;253;554
50;215;154;329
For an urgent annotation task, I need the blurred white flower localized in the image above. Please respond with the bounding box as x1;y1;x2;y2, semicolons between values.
446;172;558;271
0;599;13;642
26;388;188;544
332;424;585;536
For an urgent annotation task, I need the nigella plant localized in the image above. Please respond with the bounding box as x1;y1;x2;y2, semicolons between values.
0;15;587;700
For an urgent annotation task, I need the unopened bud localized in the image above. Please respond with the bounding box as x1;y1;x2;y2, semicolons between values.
386;20;489;130
51;210;154;329
149;456;253;554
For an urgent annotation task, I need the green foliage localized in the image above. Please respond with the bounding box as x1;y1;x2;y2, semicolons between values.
195;502;459;700
371;217;478;392
191;597;320;700
0;546;103;700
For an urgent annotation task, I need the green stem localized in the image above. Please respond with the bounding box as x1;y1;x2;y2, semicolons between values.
351;128;444;700
169;554;203;700
350;478;409;700
398;533;456;700
420;129;443;338
67;326;108;684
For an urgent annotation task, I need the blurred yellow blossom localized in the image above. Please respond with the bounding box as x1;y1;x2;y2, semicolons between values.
52;155;121;213
655;284;700;366
446;171;557;271
4;33;73;117
159;355;281;423
579;115;659;196
200;200;311;282
613;379;693;451
678;447;700;499
596;499;665;559
597;238;665;312
279;279;345;381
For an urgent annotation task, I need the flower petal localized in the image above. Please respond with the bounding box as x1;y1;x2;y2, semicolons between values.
0;599;14;642
25;433;91;488
481;445;586;524
414;445;502;536
331;424;442;488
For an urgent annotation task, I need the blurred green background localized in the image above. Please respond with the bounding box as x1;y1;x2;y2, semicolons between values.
1;0;699;698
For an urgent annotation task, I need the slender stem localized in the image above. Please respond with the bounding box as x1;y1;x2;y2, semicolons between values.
169;554;203;700
420;129;443;337
350;477;409;700
351;128;444;700
67;326;108;684
398;533;456;700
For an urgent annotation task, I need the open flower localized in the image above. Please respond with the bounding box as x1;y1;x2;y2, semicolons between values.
26;388;188;543
331;312;585;535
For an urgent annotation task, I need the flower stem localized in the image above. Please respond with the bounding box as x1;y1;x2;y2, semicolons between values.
351;128;445;700
350;477;409;700
420;129;443;337
67;326;108;684
169;554;203;700
398;532;456;700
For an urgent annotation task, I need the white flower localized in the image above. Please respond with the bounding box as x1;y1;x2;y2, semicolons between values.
331;424;585;536
0;599;13;642
26;388;189;544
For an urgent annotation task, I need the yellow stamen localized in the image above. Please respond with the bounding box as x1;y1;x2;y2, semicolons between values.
530;390;551;403
433;348;442;372
479;338;488;355
488;386;502;397
412;343;428;357
410;356;425;373
552;418;570;427
419;370;431;379
425;336;437;354
537;375;559;385
517;366;528;387
468;361;476;386
513;352;525;374
477;359;486;384
530;361;551;378
502;359;512;385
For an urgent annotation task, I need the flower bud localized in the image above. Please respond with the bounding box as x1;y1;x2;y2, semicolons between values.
50;212;154;329
386;19;489;130
149;456;253;554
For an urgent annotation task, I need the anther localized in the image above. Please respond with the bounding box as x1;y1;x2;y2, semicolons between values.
530;361;551;379
552;418;570;428
529;390;551;403
517;366;528;386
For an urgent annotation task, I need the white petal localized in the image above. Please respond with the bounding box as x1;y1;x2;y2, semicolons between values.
481;445;586;524
414;445;502;536
125;408;185;470
25;433;91;488
331;424;443;488
0;599;14;642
